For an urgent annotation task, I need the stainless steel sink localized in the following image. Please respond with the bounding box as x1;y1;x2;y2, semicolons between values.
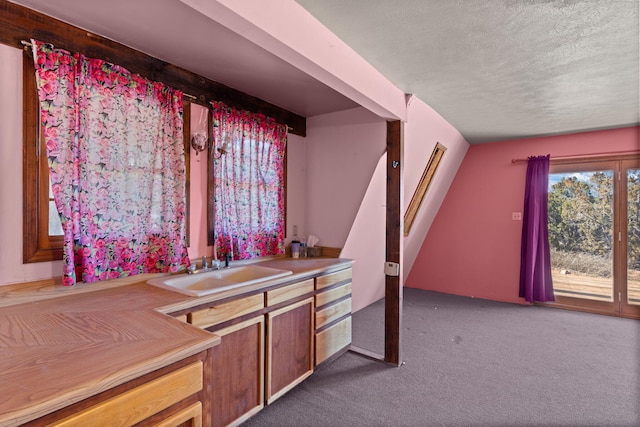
147;265;293;296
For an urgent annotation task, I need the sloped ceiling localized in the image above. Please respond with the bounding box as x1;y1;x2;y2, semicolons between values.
11;0;640;144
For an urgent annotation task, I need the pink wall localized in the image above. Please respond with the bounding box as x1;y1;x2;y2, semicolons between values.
305;107;387;247
180;0;407;120
309;99;469;313
406;126;640;304
0;44;64;284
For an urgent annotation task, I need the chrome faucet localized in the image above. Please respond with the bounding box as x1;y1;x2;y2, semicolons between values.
187;256;222;274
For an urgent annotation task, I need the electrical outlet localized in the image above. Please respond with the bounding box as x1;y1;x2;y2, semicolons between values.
512;212;522;221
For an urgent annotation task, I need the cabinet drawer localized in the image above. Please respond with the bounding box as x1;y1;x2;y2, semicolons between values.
315;298;351;330
52;362;203;427
315;317;352;365
173;314;188;323
266;279;314;306
315;268;352;290
189;294;264;329
315;282;351;308
153;401;202;427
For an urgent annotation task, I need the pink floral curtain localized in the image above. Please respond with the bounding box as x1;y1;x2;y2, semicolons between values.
210;101;287;260
32;40;189;286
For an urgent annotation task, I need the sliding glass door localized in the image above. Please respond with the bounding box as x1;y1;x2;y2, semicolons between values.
548;156;639;318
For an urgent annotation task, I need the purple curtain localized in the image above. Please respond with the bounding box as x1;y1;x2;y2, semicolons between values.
519;155;554;302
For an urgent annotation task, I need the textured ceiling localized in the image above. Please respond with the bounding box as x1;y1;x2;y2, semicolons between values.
296;0;640;143
10;0;640;144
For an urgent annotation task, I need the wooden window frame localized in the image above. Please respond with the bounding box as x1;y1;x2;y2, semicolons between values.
22;54;192;263
545;154;640;319
23;54;62;263
404;142;446;236
207;132;288;248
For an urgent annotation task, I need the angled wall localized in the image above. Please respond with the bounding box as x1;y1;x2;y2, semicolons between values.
325;98;469;312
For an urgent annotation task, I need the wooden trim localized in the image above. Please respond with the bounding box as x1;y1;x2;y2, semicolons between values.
315;268;352;290
318;246;342;258
208;316;265;427
385;120;403;366
404;142;446;236
315;316;351;365
265;297;314;404
547;155;640;319
315;282;351;308
549;152;640;166
349;345;384;362
188;294;264;330
0;1;305;136
51;361;203;427
184;102;191;247
22;52;63;263
152;401;202;427
266;279;314;306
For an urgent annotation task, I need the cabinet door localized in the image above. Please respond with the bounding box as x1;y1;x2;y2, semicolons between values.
209;316;265;427
265;297;314;404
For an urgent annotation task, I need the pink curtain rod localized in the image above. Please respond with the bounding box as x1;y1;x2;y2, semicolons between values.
511;150;639;163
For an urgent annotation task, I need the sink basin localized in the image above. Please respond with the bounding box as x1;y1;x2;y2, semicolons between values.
147;265;293;296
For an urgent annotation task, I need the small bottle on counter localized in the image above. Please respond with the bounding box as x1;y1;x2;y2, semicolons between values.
291;240;300;258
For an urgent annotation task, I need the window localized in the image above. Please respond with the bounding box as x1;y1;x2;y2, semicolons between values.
23;53;192;265
548;155;639;318
207;101;287;259
23;55;63;263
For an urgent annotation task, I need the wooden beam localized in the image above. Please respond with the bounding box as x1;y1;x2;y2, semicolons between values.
0;0;306;136
385;120;403;366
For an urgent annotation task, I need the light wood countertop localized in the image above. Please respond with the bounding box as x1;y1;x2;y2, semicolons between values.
0;257;351;426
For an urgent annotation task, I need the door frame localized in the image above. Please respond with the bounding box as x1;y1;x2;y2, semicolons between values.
546;155;640;319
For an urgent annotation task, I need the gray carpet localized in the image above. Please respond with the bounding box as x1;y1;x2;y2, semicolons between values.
243;288;640;426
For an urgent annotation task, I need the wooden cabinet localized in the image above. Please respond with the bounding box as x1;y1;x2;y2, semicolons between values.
28;353;209;427
182;267;351;425
188;295;265;427
266;296;314;403
314;268;353;365
207;316;265;427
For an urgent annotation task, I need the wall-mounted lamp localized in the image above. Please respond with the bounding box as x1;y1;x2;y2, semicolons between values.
191;132;207;155
212;136;232;159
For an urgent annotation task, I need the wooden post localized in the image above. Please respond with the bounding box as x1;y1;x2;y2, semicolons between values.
385;120;403;366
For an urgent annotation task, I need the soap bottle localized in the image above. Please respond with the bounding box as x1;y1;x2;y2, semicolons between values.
291;240;300;258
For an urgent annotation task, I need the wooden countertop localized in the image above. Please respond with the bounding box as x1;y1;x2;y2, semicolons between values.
0;257;351;426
